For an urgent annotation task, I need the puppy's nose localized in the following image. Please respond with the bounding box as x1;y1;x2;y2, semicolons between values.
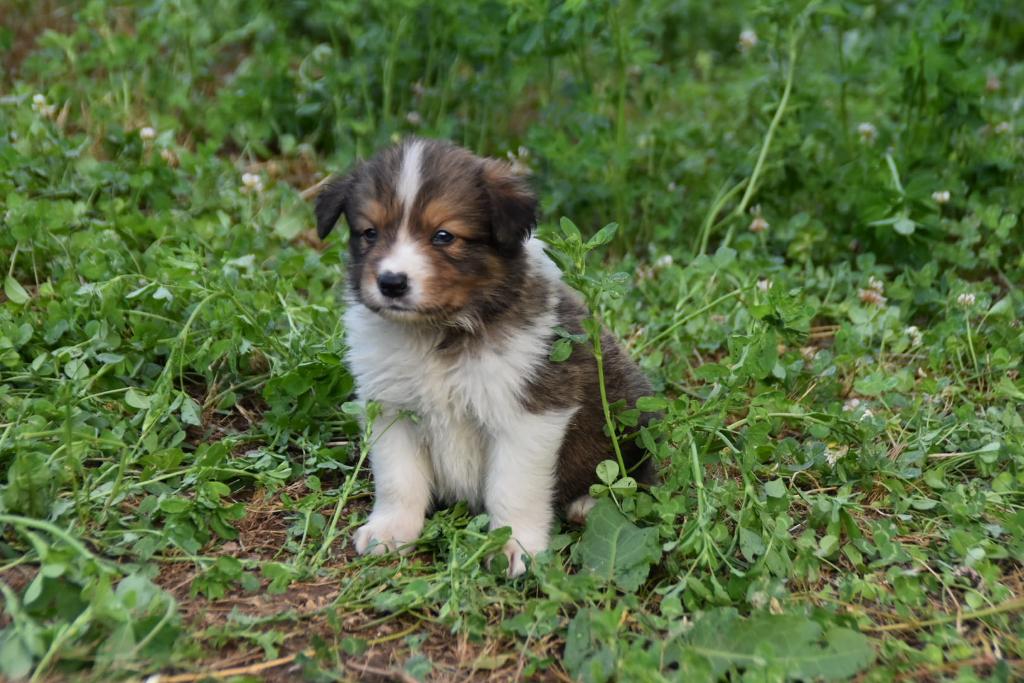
377;271;409;298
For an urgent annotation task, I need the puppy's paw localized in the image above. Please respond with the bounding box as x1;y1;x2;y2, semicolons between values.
353;512;424;556
490;534;547;578
566;495;597;525
502;540;531;578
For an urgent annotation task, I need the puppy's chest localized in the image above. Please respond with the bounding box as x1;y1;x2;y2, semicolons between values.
351;325;547;507
346;309;553;430
352;336;532;430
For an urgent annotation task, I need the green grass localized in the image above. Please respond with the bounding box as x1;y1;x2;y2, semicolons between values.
1;0;1023;680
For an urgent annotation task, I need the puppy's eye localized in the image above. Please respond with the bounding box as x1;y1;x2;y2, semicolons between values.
431;229;455;245
362;228;378;243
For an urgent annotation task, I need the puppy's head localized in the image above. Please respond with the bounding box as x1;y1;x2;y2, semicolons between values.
316;138;537;326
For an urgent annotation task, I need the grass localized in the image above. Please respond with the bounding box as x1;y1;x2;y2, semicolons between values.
1;0;1023;681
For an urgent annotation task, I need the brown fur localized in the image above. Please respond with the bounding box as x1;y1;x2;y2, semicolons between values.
316;138;657;510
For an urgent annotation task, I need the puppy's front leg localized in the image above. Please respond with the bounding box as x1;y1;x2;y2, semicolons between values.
486;409;574;577
353;411;433;555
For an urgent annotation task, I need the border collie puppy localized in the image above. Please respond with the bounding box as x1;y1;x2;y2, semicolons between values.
315;138;655;576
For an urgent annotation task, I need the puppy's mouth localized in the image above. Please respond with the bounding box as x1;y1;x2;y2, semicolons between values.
366;301;435;322
361;299;467;327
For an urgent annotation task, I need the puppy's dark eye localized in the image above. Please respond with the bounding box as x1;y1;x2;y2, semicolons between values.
431;229;455;245
362;228;378;243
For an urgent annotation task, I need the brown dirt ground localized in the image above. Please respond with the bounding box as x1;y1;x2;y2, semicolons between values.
143;483;570;683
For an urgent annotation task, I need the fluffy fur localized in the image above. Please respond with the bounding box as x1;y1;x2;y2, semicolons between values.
316;138;655;576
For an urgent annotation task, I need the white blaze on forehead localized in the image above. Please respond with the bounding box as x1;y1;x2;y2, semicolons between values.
374;140;430;304
397;139;425;228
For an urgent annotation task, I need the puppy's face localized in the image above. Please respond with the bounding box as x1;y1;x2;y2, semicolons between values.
315;139;537;326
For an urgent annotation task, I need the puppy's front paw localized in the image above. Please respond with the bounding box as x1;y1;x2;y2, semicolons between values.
493;534;548;578
502;540;531;577
353;512;424;556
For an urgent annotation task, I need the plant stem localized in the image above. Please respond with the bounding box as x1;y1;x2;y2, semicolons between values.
0;514;109;569
31;605;95;682
593;329;626;476
722;13;805;249
965;317;979;375
310;410;386;568
634;286;746;354
864;596;1024;633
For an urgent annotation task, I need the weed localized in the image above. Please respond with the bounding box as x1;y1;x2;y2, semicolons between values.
1;1;1023;681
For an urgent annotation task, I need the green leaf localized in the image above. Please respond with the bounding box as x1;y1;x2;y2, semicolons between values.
549;337;573;362
635;396;667;412
564;608;616;682
816;534;840;557
125;388;150;410
893;217;915;235
764;479;787;498
586;222;618;249
4;275;29;304
63;358;89;380
739;527;766;561
610;477;637;495
180;396;202;426
0;632;34;680
159;497;192;514
573;499;661;591
274;212;305;240
685;609;875;679
595;460;619;486
559;216;582;242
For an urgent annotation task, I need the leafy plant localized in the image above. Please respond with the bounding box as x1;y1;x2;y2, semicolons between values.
1;0;1022;680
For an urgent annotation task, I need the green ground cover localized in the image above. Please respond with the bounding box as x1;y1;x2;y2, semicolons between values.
1;1;1022;680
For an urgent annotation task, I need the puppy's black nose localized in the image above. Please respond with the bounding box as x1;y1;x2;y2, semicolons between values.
377;271;409;298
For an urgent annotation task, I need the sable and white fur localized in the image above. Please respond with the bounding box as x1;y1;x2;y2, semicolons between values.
315;138;655;576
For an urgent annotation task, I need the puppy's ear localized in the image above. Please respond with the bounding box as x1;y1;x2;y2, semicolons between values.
482;159;537;254
314;175;355;239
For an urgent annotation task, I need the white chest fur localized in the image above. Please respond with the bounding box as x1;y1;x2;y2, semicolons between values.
344;295;559;507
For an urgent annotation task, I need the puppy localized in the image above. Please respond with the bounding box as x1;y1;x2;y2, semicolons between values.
315;138;655;576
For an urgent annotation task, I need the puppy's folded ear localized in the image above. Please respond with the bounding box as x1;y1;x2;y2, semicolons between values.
315;175;355;239
482;159;537;254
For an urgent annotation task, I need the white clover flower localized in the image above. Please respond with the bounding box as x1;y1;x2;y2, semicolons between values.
241;172;264;194
931;190;950;204
843;398;861;412
738;29;758;53
867;276;884;293
825;444;849;467
666;181;677;192
994;121;1012;135
858;289;886;306
757;278;773;292
140;126;156;141
405;111;422;127
749;215;769;234
160;148;179;167
906;325;922;348
986;75;1001;93
506;146;531;174
654;254;674;269
957;292;976;308
31;93;56;118
857;122;878;144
